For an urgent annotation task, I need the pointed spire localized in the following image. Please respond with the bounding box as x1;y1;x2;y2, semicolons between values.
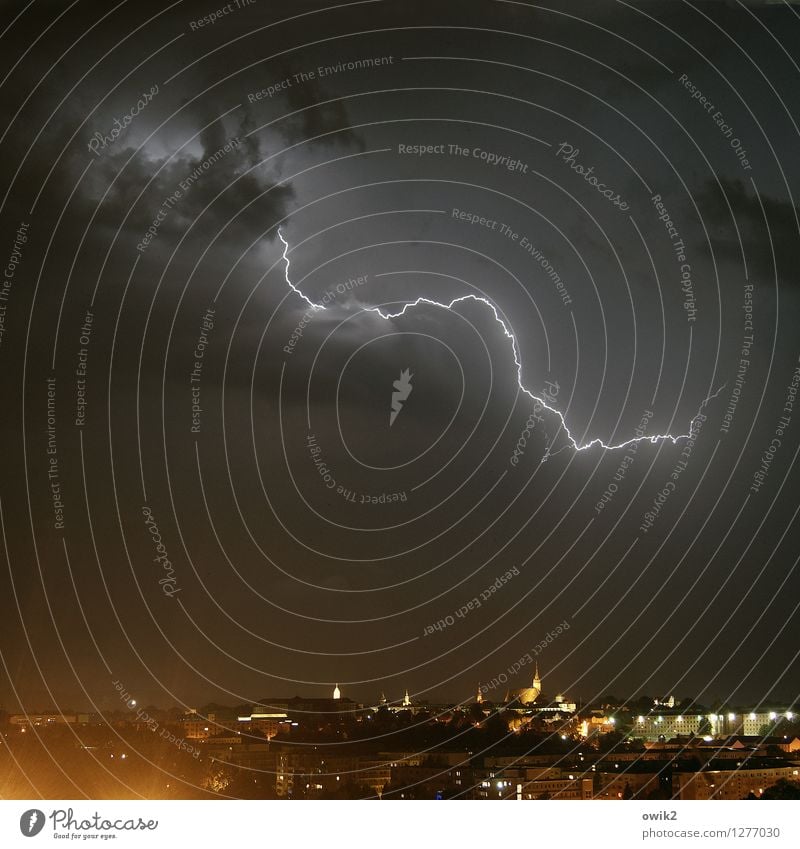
533;662;542;695
403;689;411;707
476;683;484;704
333;683;341;700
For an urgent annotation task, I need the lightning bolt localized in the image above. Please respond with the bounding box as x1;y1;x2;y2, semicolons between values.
28;811;39;833
277;228;722;454
278;227;325;312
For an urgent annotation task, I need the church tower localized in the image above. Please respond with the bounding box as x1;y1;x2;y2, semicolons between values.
333;683;341;700
533;663;542;696
476;683;484;704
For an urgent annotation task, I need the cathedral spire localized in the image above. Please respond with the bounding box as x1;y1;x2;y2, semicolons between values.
333;683;341;700
476;683;484;704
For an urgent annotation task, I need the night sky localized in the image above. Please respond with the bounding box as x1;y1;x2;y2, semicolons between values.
1;0;799;715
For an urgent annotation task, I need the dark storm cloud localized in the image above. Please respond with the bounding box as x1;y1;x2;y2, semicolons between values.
1;0;799;716
0;0;370;258
277;58;367;151
84;113;295;241
695;178;800;285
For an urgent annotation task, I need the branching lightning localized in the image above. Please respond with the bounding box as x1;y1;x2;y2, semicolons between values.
278;228;722;455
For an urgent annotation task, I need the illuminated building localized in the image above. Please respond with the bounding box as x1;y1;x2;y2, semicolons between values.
236;707;290;740
674;764;800;800
632;708;797;742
